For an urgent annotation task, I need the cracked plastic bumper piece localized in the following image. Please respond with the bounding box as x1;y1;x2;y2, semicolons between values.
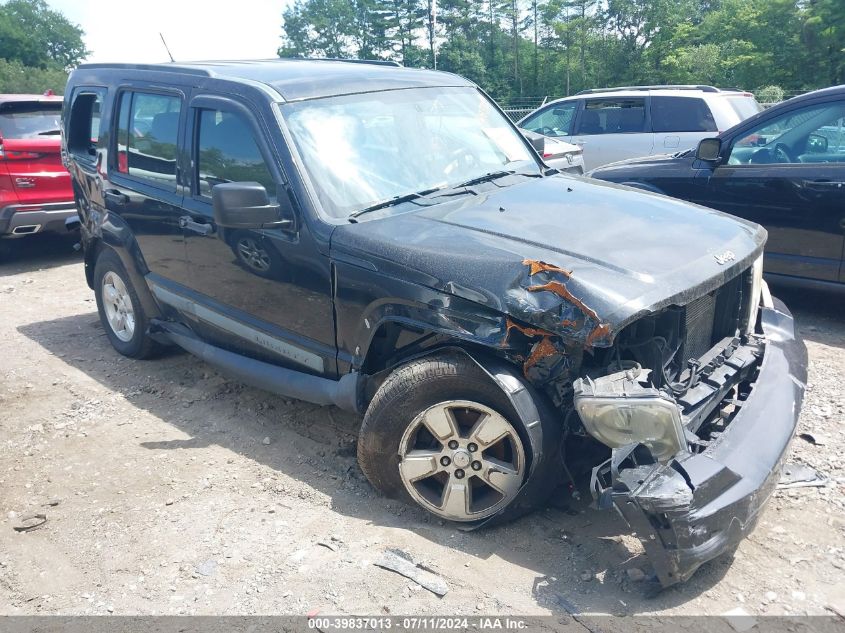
597;298;807;587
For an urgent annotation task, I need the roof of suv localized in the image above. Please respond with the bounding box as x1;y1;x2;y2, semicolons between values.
75;59;473;102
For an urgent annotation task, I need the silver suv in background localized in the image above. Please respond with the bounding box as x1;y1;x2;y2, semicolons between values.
518;85;762;170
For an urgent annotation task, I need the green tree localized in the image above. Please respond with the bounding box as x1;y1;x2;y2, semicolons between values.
0;58;68;93
0;0;87;69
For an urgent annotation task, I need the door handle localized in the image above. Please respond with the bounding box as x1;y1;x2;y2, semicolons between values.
179;215;215;236
104;189;129;205
803;179;845;189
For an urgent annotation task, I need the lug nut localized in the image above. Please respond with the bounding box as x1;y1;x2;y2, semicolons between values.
447;440;459;450
440;456;451;467
454;469;465;479
471;461;482;471
467;442;478;452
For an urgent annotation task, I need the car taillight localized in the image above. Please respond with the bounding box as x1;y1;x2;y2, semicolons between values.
543;152;553;158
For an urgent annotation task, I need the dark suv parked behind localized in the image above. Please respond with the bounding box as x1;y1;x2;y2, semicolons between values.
64;60;806;588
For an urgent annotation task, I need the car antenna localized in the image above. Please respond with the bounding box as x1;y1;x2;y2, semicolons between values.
159;33;175;62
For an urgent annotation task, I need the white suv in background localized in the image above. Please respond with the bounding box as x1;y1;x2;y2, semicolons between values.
518;85;762;171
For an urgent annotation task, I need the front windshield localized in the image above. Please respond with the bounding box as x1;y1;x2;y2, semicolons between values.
281;87;539;219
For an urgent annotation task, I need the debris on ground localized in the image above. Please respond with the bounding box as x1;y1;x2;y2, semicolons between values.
195;559;217;577
12;513;47;533
778;463;827;489
798;432;826;446
722;607;758;632
374;549;448;597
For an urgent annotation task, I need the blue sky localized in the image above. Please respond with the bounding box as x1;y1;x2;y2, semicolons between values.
47;0;293;63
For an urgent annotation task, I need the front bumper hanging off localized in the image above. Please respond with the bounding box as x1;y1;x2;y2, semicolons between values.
593;298;807;587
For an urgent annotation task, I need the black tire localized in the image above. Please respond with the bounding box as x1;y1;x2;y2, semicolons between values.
93;249;160;359
357;352;552;523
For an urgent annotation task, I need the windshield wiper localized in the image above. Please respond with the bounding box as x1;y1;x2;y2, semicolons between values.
450;169;543;190
451;170;515;189
348;186;443;220
37;129;61;136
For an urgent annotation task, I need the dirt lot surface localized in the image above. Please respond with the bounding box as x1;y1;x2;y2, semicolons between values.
1;235;844;619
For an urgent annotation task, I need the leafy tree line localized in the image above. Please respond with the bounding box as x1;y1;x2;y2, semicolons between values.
0;0;87;94
278;0;845;103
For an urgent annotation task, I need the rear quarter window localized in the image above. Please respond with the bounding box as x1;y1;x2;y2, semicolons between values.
651;96;717;132
726;96;763;121
67;90;104;159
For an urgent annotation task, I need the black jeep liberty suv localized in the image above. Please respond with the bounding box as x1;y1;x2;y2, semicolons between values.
63;59;806;587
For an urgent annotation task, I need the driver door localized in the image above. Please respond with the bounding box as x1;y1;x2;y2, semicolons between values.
703;97;845;282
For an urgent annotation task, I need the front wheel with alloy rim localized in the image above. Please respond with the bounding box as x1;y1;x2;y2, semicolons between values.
93;249;160;359
357;353;550;524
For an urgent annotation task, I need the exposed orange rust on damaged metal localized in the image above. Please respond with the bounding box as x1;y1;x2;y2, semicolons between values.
505;317;554;339
523;259;572;278
586;322;612;347
523;336;558;374
527;280;601;322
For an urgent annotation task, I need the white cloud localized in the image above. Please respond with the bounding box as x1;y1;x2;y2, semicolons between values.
47;0;292;64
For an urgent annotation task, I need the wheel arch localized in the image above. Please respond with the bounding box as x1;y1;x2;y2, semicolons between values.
371;345;563;527
88;214;162;321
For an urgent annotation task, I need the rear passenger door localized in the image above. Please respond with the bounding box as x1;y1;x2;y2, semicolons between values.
571;97;652;170
109;89;189;286
650;95;718;154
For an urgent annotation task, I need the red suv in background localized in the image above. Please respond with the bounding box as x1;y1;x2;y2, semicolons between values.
0;93;77;250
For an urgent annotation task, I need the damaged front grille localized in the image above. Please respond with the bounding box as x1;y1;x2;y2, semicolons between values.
681;272;744;366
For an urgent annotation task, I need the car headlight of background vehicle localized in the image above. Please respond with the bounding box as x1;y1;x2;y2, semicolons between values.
573;370;686;462
744;254;764;334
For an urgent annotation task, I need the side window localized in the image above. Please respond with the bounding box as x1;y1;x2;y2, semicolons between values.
728;102;845;165
575;98;646;135
651;96;717;133
115;91;181;190
67;89;104;159
195;108;275;197
521;101;576;137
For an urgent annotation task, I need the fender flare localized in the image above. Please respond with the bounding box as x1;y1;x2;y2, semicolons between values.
94;213;162;321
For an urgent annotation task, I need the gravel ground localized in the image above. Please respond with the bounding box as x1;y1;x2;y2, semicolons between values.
1;234;843;619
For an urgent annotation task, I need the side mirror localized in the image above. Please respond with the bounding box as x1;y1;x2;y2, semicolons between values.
520;128;546;154
696;137;722;162
807;133;828;153
212;182;295;231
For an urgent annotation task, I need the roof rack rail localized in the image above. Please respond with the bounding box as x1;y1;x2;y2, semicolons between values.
288;57;402;67
575;85;720;95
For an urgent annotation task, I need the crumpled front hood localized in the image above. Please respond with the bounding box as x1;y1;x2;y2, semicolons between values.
331;175;765;346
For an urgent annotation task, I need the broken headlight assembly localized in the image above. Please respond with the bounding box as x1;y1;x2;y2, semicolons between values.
573;366;686;462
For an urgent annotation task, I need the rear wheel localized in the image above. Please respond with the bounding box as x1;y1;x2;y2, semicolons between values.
94;249;160;359
357;353;545;523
